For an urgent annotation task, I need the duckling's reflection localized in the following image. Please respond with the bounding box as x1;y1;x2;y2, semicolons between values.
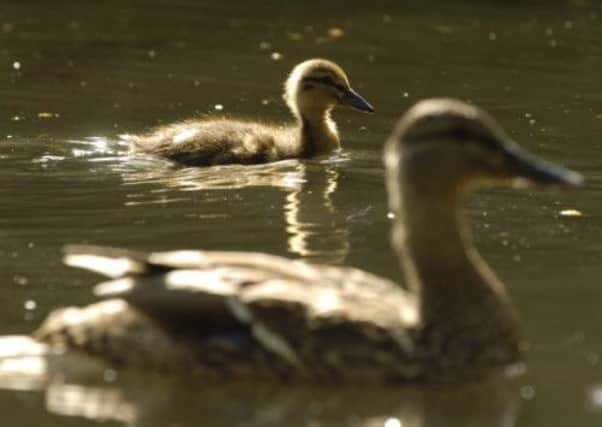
18;376;521;427
56;138;349;263
284;163;350;263
120;157;350;264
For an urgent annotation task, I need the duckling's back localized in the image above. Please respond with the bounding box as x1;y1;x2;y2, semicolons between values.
126;118;300;166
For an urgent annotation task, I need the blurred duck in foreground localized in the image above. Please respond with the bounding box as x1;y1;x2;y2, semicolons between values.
123;58;374;166
0;99;582;384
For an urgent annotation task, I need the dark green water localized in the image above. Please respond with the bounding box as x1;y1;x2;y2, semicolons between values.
1;0;601;426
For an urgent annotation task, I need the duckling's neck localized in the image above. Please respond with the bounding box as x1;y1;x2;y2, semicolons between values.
298;109;340;156
394;178;521;366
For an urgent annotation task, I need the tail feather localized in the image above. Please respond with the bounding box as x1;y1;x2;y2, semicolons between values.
63;245;151;278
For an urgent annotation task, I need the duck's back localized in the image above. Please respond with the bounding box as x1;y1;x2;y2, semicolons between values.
28;247;420;382
126;118;300;166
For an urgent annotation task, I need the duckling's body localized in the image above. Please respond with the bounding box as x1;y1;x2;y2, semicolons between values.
125;59;373;166
0;100;581;383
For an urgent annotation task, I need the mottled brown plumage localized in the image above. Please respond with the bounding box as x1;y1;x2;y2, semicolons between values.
0;99;582;383
125;59;374;166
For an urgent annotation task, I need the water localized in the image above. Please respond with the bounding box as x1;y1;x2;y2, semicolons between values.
1;0;602;425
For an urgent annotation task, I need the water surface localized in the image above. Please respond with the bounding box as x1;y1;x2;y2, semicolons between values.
1;1;602;426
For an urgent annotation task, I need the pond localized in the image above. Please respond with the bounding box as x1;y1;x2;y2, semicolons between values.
0;0;601;426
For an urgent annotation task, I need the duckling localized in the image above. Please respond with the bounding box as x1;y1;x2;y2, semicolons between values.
0;99;581;383
124;59;374;166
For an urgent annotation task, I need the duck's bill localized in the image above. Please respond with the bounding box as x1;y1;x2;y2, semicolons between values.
503;144;584;187
341;88;375;113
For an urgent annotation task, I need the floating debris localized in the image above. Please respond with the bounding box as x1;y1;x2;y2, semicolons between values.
2;23;15;33
327;27;345;38
12;61;20;70
214;104;224;111
433;25;453;34
37;112;59;119
520;385;536;400
270;52;283;61
287;32;303;41
13;275;28;286
559;209;583;217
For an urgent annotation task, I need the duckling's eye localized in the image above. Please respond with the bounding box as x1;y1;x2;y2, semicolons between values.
332;82;347;93
303;76;346;94
320;76;347;93
320;76;336;86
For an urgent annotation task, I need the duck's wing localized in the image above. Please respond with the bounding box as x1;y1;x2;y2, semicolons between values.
60;245;419;380
63;245;415;319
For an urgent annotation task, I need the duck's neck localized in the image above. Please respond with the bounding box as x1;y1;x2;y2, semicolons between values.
394;179;522;367
298;109;340;157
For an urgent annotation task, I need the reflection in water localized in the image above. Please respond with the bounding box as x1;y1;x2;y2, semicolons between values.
119;157;305;192
113;145;351;263
284;163;350;263
21;137;352;264
0;374;522;427
22;137;352;264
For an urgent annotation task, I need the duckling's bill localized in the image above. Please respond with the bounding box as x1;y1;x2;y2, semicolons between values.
502;143;583;187
341;88;374;113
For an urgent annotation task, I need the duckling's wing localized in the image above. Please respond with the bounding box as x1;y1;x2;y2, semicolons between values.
127;119;289;166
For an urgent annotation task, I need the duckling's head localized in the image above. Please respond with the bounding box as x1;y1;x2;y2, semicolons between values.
386;99;582;204
284;59;374;119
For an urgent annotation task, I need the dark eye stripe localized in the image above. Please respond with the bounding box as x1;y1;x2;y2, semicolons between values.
302;76;347;93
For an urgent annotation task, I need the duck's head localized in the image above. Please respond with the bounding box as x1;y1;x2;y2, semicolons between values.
385;99;583;205
284;59;374;119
